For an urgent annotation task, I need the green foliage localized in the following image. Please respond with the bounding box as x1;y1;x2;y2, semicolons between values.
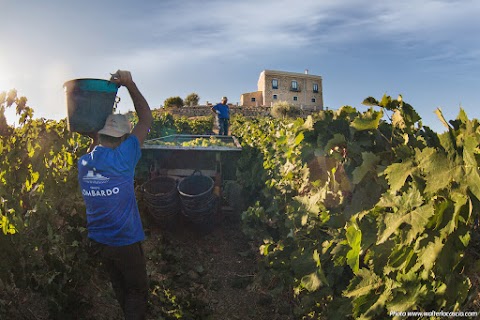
129;109;214;139
173;116;214;135
0;89;96;317
148;110;177;138
184;92;200;107
147;136;234;147
164;96;184;108
232;95;480;319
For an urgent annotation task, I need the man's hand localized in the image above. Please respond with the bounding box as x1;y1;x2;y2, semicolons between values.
111;69;153;145
110;70;134;88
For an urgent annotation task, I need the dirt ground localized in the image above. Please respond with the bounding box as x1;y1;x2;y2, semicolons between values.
141;207;294;320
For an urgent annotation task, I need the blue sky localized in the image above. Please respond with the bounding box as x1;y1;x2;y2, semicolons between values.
1;0;479;132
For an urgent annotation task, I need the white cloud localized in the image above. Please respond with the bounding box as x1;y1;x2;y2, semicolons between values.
112;0;480;67
2;0;480;128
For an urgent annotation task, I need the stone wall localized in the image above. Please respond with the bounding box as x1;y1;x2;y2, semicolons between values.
157;105;317;118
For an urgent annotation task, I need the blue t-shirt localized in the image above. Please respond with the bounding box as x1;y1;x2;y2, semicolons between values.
78;135;144;246
212;103;230;119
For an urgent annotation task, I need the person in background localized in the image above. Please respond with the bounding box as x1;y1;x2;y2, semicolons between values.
211;96;230;135
78;70;153;320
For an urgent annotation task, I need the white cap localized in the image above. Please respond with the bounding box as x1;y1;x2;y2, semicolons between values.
98;114;132;137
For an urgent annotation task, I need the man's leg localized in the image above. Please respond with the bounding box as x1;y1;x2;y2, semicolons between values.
121;243;148;320
104;254;126;312
224;119;229;136
218;118;225;135
91;241;126;312
104;243;148;320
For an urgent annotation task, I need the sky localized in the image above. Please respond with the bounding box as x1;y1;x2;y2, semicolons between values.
1;0;479;133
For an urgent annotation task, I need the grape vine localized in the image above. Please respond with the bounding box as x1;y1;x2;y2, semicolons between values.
231;95;480;319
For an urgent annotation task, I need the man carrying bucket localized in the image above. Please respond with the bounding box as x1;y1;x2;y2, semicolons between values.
78;70;153;320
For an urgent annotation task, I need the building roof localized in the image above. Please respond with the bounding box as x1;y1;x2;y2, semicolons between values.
261;69;322;79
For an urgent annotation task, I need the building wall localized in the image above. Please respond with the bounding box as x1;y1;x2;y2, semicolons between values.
259;70;323;110
240;91;263;107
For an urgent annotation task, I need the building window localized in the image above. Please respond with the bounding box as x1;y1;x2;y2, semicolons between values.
291;80;298;91
272;79;278;89
251;97;256;102
293;96;298;101
311;98;316;103
273;94;278;100
313;83;319;93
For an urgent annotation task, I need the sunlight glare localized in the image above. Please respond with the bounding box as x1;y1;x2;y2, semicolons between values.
0;76;10;92
0;63;18;125
0;59;15;93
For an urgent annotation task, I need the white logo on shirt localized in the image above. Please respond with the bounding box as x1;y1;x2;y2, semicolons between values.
82;187;119;197
82;169;110;184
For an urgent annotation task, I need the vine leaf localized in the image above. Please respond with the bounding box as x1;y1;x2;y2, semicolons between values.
401;102;421;126
351;108;383;131
384;159;415;193
323;133;346;154
378;203;434;245
387;282;429;312
404;203;435;244
392;110;406;129
362;97;379;107
352;152;380;185
379;94;393;109
344;268;381;298
346;225;362;273
378;186;423;212
301;270;328;292
362;278;395;319
302;115;314;130
416;147;462;194
295;192;323;215
435;108;451;130
463;134;480;200
385;246;415;273
296;249;328;291
377;187;430;244
418;236;445;275
294;131;304;146
442;192;468;235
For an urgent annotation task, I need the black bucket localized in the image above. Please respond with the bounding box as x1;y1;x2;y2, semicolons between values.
63;78;118;133
177;170;214;200
177;170;217;233
182;194;218;234
142;176;179;228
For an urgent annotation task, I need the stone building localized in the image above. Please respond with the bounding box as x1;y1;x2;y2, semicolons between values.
240;69;323;110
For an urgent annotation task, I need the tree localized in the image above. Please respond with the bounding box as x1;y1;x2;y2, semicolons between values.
270;101;302;119
184;92;200;107
163;96;184;108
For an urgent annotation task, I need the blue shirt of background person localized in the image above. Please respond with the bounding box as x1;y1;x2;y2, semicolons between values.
78;135;143;246
212;99;230;119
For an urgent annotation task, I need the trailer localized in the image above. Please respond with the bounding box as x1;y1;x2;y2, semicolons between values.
136;134;242;182
135;134;243;226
